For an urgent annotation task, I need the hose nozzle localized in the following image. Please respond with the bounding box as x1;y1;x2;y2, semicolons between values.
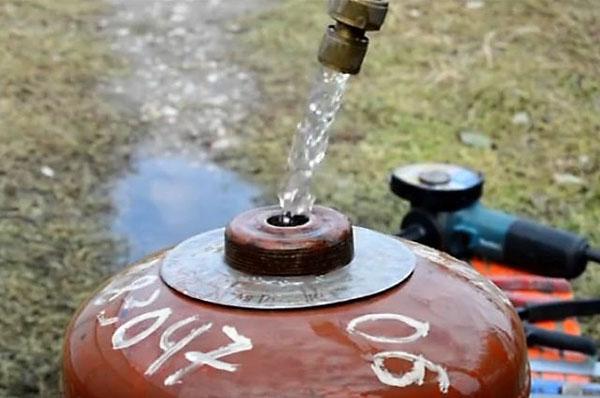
318;0;389;74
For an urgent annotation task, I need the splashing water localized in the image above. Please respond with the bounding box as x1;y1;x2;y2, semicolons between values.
278;66;350;219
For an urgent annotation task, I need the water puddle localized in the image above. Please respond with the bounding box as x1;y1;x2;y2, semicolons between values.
112;155;260;262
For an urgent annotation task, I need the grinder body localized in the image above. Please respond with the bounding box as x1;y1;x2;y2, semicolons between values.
393;163;590;279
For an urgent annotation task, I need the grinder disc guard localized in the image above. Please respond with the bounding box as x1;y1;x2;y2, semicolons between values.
390;163;484;212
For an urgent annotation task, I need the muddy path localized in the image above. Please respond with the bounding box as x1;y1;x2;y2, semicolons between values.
100;0;274;261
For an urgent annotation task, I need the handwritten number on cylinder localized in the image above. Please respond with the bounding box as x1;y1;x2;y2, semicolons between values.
346;313;429;344
93;275;159;306
112;307;172;350
347;313;450;393
145;316;213;376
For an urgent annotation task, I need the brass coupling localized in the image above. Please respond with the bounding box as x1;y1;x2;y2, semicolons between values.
318;0;388;74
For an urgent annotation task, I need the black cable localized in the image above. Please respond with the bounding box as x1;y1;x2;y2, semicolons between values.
586;246;600;264
518;299;600;355
518;299;600;322
523;323;598;356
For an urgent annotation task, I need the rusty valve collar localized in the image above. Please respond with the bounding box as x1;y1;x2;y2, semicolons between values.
224;206;354;276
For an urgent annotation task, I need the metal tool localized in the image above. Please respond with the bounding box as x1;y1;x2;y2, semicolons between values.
390;163;600;279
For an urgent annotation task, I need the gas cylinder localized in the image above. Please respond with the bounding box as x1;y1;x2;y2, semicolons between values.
63;206;530;397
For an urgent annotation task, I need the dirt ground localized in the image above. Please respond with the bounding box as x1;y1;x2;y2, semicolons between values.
100;0;272;159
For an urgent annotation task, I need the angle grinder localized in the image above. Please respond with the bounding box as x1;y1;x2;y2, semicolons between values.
390;163;600;279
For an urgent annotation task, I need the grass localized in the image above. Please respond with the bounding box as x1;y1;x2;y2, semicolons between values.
0;1;598;396
0;1;134;396
229;0;600;337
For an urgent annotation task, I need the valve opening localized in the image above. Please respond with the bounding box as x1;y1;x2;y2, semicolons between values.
225;206;353;276
267;213;310;227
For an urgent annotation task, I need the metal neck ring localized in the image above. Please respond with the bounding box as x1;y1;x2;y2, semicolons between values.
224;206;354;276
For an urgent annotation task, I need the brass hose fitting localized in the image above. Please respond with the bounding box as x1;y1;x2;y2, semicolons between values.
318;0;388;74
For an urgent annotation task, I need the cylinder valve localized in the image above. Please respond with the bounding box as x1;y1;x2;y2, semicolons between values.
318;0;389;74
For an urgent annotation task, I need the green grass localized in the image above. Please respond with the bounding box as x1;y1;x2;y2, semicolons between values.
230;0;600;337
0;1;598;395
0;1;134;396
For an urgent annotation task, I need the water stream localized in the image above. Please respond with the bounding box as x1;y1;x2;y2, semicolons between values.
278;66;350;220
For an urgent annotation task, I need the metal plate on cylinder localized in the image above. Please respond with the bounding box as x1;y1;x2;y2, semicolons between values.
160;227;415;309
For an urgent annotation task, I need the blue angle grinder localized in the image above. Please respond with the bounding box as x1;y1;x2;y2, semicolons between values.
391;163;600;279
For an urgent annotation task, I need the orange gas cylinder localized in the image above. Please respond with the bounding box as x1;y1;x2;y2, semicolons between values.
63;206;530;397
